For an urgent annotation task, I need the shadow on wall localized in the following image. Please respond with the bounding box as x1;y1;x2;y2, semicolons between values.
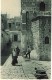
1;42;12;65
39;53;51;61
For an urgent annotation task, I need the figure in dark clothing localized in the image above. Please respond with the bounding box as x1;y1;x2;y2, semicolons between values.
26;46;31;59
16;46;20;63
7;39;12;47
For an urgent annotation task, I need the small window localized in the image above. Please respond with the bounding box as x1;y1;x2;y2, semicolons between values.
26;11;29;19
1;34;3;37
9;23;11;28
26;11;29;23
45;37;49;44
40;2;45;11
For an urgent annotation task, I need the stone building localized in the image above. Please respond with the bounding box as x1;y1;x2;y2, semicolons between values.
7;17;21;31
1;14;10;52
1;14;7;30
21;0;51;60
7;17;21;49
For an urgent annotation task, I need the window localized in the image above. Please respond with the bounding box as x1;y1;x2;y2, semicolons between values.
26;11;29;20
45;37;49;44
40;2;45;11
26;11;29;24
9;23;11;28
14;35;18;41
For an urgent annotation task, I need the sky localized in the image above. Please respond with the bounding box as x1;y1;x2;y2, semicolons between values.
1;0;21;18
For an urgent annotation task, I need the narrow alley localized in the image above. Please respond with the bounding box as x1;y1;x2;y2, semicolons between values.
1;0;51;79
1;54;51;79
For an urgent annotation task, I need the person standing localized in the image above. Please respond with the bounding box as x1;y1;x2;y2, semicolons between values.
12;49;17;66
26;46;31;59
16;46;20;63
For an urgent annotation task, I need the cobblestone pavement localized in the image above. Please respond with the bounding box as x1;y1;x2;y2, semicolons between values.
0;54;51;79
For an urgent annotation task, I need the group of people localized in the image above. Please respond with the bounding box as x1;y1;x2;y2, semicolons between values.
12;46;20;66
12;46;31;66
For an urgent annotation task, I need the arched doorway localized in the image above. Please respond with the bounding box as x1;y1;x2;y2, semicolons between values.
26;11;29;24
39;2;45;11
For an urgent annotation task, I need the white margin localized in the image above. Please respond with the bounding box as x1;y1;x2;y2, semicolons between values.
0;0;1;79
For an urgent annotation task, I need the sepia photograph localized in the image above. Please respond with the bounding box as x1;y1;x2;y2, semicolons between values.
0;0;51;79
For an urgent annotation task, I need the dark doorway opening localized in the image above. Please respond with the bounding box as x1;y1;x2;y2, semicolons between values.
9;23;11;29
26;11;29;23
14;35;18;41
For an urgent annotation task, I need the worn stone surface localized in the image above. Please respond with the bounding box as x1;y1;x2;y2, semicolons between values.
0;55;51;79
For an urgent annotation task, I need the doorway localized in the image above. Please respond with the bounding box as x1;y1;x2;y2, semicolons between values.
14;35;18;41
40;2;45;11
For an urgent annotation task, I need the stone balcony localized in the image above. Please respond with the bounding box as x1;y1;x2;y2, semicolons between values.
37;11;51;16
31;11;51;21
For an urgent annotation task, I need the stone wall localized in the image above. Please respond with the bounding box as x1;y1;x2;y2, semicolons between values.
9;31;21;49
21;31;27;53
31;16;51;61
21;30;33;54
21;0;51;16
39;17;51;60
21;0;51;60
7;18;21;31
1;14;7;30
31;20;40;55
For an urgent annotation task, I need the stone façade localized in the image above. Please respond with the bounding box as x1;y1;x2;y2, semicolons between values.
21;0;51;60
